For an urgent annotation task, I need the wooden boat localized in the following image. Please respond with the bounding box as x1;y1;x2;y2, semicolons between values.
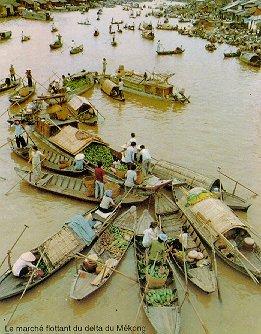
51;26;58;33
134;210;181;334
239;52;261;68
50;40;63;50
9;140;89;176
173;186;261;281
21;9;53;21
151;159;251;211
156;23;176;31
0;78;21;93
155;192;216;293
224;51;241;58
70;44;84;55
94;30;99;36
9;85;35;104
63;70;94;95
111;40;117;47
0;31;12;40
205;43;216;52
78;20;91;25
70;206;137;300
0;207;117;300
14;167;150;205
157;48;184;55
141;29;154;40
21;35;30;42
111;19;123;25
66;94;98;125
100;79;125;101
112;67;189;103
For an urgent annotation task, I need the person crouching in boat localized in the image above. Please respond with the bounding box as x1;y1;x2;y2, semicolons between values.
142;221;160;248
148;233;168;264
98;190;116;213
73;153;85;171
12;252;43;278
29;145;45;182
124;164;137;191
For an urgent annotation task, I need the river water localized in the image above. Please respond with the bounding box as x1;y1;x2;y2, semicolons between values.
0;3;260;334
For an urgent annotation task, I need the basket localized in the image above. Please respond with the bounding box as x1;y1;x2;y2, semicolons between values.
136;170;143;185
146;271;168;288
59;160;71;169
83;176;95;197
104;182;121;198
115;169;125;179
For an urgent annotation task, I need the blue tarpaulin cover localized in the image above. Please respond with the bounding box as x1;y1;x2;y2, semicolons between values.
66;214;96;245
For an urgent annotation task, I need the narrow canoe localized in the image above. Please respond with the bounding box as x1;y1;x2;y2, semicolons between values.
70;45;84;54
0;207;117;300
9;85;35;104
173;186;261;281
14;167;150;205
70;206;137;300
155;192;216;293
156;49;184;55
151;159;251;211
0;78;21;93
134;209;181;334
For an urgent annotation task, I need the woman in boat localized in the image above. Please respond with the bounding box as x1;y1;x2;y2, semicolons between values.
148;233;168;263
9;64;16;81
12;120;27;149
124;164;137;190
73;153;85;171
94;161;105;199
98;190;116;213
142;221;159;248
29;145;44;182
12;252;38;278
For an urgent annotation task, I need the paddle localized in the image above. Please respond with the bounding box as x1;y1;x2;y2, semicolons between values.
0;138;15;150
210;233;222;302
0;225;29;270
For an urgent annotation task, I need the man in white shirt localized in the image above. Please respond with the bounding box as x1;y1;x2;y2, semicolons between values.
122;142;136;168
12;252;37;277
124;164;137;189
139;145;152;176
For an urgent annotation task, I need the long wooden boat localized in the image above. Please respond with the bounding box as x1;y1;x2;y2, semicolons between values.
14;167;150;205
239;52;261;68
50;41;63;50
224;51;241;58
0;30;12;40
9;85;35;104
157;48;184;55
134;210;181;334
9;140;89;176
21;9;53;21
100;79;125;101
70;44;84;54
151;159;251;211
173;186;261;281
0;207;117;300
155;192;216;293
70;206;137;300
0;78;21;93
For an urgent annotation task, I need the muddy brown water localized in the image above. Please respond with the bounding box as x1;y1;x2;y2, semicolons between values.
0;3;260;334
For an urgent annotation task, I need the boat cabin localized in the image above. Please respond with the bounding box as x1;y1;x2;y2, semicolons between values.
35;117;78;138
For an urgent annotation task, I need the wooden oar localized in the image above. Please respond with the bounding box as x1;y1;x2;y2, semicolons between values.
7;248;46;325
167;259;209;334
0;225;29;270
210;233;222;302
0;138;15;150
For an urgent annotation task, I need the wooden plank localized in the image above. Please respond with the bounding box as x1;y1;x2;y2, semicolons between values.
37;174;53;187
74;179;82;192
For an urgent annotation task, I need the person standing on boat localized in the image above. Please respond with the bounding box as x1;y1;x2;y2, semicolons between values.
157;40;161;53
142;222;160;248
139;145;152;176
98;190;116;213
102;58;107;76
12;120;27;149
124;164;137;190
118;78;124;99
26;69;33;87
94;161;105;199
9;65;16;81
29;145;44;182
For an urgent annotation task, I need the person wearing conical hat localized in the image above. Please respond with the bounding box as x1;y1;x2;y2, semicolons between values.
12;252;37;277
73;153;85;171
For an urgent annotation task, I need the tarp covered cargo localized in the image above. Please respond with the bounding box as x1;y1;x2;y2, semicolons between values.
190;197;246;238
49;125;106;155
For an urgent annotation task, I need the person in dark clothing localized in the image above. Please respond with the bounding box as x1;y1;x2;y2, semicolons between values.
26;69;33;87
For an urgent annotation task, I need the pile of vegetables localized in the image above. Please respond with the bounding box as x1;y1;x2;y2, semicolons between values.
107;226;131;257
147;264;169;279
116;164;128;172
145;288;176;306
38;260;48;275
65;77;92;93
84;143;114;169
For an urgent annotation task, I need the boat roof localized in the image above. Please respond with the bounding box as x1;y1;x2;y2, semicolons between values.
136;209;153;236
190;197;246;236
101;79;118;95
240;52;260;62
67;94;93;111
49;125;106;155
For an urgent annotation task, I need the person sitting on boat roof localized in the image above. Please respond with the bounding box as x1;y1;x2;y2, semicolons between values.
142;221;160;248
148;233;168;263
98;190;116;213
94;161;105;199
12;252;38;278
73;153;85;171
12;119;27;149
9;64;16;81
124;164;137;190
139;145;152;176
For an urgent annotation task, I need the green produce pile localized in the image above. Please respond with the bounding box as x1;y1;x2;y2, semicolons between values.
84;143;114;169
116;164;128;172
38;260;48;275
145;288;176;306
109;226;129;251
65;77;92;93
147;264;169;279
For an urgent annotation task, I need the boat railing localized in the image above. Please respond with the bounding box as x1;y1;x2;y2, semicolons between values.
217;167;258;197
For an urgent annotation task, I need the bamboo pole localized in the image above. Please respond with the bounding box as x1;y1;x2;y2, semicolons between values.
0;138;15;150
210;233;222;302
0;225;29;270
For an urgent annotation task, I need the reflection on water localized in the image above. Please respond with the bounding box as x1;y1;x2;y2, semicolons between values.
0;4;260;334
